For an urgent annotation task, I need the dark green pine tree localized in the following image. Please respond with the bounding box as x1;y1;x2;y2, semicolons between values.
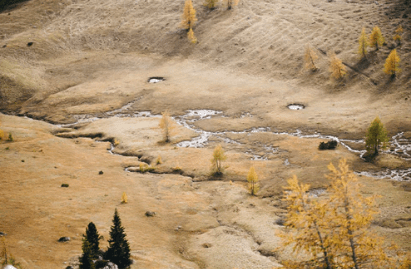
105;209;132;269
79;239;96;269
85;222;101;257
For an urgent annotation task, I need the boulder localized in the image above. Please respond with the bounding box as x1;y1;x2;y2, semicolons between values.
58;237;70;242
145;211;156;217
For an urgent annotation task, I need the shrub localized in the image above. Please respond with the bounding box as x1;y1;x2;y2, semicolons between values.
204;0;218;9
318;140;338;150
156;155;162;165
187;27;197;44
61;184;69;188
223;0;239;10
7;133;13;142
159;111;176;143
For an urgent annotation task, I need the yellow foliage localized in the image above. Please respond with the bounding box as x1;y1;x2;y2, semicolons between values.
121;192;127;204
329;52;346;79
393;25;403;45
204;0;218;9
159;111;176;143
181;0;197;30
383;49;401;77
247;166;259;195
278;159;402;268
369;26;384;50
304;45;318;71
358;27;368;58
187;27;197;44
211;144;226;175
0;129;4;141
156;155;162;165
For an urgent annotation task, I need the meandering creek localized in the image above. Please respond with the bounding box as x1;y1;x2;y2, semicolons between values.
21;99;411;181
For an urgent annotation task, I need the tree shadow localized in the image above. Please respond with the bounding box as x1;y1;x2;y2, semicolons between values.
0;0;30;12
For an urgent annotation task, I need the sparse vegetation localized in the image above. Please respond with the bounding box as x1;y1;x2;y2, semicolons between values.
104;209;132;269
187;27;197;44
121;192;128;204
211;144;227;176
358;27;368;58
159;111;176;143
204;0;219;10
384;49;401;78
156;155;162;165
365;116;388;156
304;45;318;71
329;52;347;79
369;26;384;50
393;25;403;45
223;0;239;10
7;133;13;142
247;166;259;195
1;238;22;269
61;183;69;187
181;0;197;30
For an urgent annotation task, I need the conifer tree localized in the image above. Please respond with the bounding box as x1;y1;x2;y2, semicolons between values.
211;144;226;176
278;175;335;269
383;49;401;78
204;0;218;9
79;239;96;269
358;27;369;58
369;26;384;50
304;45;318;71
105;209;132;269
84;222;101;257
181;0;197;30
326;159;391;268
365;116;388;156
247;166;259;195
329;52;346;79
159;111;176;143
187;27;197;44
393;25;403;45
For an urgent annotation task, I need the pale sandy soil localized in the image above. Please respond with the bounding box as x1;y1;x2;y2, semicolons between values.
0;0;410;268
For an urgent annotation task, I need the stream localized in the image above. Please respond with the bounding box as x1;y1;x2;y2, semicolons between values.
21;100;411;181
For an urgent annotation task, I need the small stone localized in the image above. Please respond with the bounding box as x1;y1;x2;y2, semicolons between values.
0;232;6;236
66;266;74;269
21;160;25;162
99;171;104;175
175;226;182;231
202;243;212;248
145;211;156;217
27;42;34;47
58;237;70;242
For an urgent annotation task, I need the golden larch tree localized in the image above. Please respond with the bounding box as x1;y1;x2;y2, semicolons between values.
246;166;259;195
204;0;218;9
211;144;226;176
329;52;347;79
358;27;369;58
159;111;176;143
278;175;336;269
121;192;128;204
384;49;401;78
304;45;318;71
187;27;197;44
181;0;197;30
326;159;392;268
393;25;403;45
369;26;384;50
365;116;388;156
223;0;239;10
278;160;405;268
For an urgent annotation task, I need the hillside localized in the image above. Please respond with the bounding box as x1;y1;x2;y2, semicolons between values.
0;0;411;268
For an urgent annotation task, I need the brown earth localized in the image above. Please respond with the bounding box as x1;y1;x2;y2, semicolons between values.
0;0;410;268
